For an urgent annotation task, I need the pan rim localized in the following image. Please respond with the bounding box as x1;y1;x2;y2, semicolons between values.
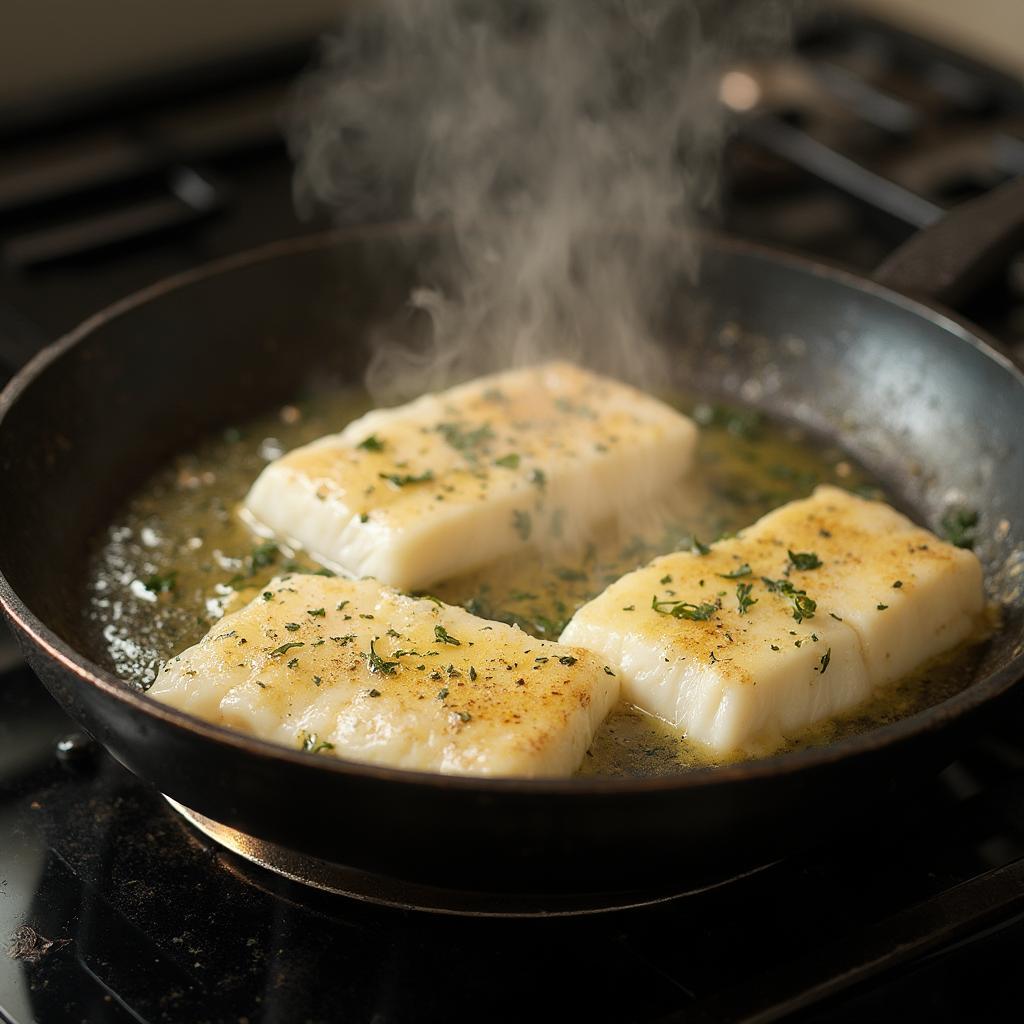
0;223;1021;797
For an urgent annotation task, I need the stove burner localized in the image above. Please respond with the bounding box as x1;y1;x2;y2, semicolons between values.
165;796;772;918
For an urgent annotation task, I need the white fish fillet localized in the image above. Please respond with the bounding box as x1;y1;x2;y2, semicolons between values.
244;362;697;590
560;485;985;754
148;575;619;777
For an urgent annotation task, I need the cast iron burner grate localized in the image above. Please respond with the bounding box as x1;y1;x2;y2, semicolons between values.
165;797;773;918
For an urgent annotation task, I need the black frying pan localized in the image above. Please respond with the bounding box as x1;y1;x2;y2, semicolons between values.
1;181;1023;895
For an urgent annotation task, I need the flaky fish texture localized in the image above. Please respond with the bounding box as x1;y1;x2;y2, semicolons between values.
561;485;984;754
244;362;697;590
149;575;619;777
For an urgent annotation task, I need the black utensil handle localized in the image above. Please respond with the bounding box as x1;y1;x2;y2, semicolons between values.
873;175;1024;308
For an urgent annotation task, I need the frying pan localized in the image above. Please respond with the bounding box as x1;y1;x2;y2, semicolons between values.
1;180;1023;896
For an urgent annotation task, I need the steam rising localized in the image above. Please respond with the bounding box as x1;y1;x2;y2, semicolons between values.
290;0;794;401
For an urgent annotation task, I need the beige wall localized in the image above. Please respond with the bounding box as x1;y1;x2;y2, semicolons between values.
849;0;1024;79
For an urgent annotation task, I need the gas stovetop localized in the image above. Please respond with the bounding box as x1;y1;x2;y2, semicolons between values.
2;11;1024;1023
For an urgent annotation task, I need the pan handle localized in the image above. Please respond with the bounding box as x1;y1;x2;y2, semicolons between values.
872;175;1024;308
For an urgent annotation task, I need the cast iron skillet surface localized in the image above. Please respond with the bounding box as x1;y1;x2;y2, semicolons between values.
1;183;1023;893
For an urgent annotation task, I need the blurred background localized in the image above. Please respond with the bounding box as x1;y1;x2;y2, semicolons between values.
2;0;1024;375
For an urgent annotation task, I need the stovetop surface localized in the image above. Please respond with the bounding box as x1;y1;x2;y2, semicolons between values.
2;668;1024;1023
2;10;1024;1023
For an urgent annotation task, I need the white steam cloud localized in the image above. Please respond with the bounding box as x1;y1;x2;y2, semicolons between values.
290;0;795;401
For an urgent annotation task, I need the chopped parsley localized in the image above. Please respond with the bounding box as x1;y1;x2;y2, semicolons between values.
437;421;495;454
762;577;817;623
287;657;299;669
284;622;301;631
558;655;577;666
307;607;326;617
434;625;461;646
143;571;177;594
301;733;334;754
494;453;520;469
788;550;822;571
379;470;435;488
469;666;477;681
262;591;274;601
436;687;449;701
367;639;398;676
736;582;757;615
270;641;304;657
356;434;385;452
940;506;979;549
652;596;717;621
249;541;278;572
718;563;752;579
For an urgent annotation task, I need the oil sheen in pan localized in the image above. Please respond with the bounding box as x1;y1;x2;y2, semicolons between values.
81;388;987;776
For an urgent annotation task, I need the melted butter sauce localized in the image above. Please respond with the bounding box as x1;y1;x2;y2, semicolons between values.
84;389;988;777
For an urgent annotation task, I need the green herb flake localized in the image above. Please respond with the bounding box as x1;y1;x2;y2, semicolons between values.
718;563;752;579
819;648;831;674
558;655;577;666
379;470;435;488
604;666;616;676
494;453;520;469
262;591;274;601
270;641;304;657
469;666;477;681
940;506;979;549
691;537;711;556
660;574;673;585
368;688;382;698
437;421;495;455
456;711;472;722
652;596;717;621
143;571;177;594
312;676;322;686
877;603;889;611
434;625;462;646
285;622;301;632
307;607;326;618
249;541;278;572
892;580;903;589
287;657;299;669
436;687;449;701
367;639;398;676
357;434;385;452
788;550;823;571
736;582;757;616
530;468;547;489
301;732;334;754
